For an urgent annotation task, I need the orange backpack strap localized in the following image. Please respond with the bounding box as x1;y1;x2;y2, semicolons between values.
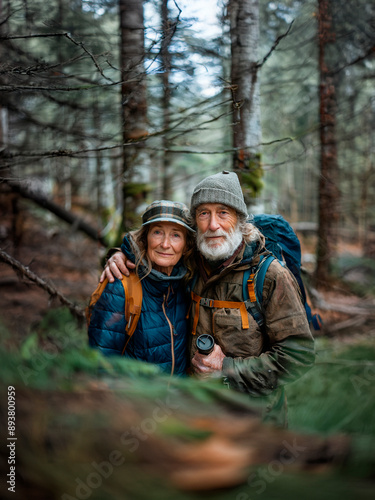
190;291;249;335
86;273;142;355
86;278;110;326
121;272;142;355
246;273;257;302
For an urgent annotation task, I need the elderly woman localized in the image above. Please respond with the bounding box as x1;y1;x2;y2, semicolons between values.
88;200;195;376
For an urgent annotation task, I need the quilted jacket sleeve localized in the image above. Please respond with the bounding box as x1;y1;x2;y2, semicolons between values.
222;261;315;396
87;279;128;356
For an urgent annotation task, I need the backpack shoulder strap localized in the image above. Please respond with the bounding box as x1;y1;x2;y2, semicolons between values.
121;272;143;354
254;254;277;303
243;254;275;328
86;273;142;355
86;278;109;326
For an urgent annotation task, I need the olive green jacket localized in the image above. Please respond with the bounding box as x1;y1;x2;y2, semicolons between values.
189;241;315;426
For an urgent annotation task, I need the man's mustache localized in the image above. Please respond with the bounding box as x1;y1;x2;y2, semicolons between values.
201;229;229;239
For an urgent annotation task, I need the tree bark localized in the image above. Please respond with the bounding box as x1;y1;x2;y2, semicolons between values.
160;0;173;199
119;0;149;229
315;0;340;284
228;0;262;199
0;0;9;151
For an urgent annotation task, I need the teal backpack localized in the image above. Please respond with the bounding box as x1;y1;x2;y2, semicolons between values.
244;214;322;331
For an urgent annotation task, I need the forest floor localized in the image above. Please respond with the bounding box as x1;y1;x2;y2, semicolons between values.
0;199;101;340
0;198;375;343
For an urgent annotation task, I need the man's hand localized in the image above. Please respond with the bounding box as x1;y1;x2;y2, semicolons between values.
191;343;225;377
99;251;135;283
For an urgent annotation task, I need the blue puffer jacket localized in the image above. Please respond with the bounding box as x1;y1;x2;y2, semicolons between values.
88;235;190;376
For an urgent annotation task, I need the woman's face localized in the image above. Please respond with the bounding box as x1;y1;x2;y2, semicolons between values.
147;222;187;275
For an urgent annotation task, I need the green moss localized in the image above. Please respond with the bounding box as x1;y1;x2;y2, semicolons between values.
239;153;264;198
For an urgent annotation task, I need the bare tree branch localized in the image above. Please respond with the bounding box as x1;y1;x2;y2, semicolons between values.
64;32;114;83
257;21;295;68
0;81;123;92
0;248;85;323
0;31;114;82
333;43;375;75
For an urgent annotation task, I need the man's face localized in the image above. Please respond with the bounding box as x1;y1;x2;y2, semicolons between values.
196;203;238;244
195;203;242;261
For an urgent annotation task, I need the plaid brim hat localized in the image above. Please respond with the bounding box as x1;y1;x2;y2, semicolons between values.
142;200;195;232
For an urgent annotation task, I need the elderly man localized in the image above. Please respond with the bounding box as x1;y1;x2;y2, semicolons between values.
102;171;315;426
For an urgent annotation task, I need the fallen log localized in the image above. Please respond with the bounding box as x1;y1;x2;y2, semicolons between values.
4;178;107;246
317;301;375;317
326;315;368;333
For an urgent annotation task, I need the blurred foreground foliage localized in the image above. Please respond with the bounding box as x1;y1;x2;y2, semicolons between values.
0;308;375;499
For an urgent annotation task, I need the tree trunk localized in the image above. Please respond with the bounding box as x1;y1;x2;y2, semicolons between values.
119;0;149;230
0;0;8;151
315;0;340;285
92;98;104;220
160;0;173;200
228;0;262;200
359;157;374;253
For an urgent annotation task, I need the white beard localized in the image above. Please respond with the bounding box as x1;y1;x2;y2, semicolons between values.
197;225;243;262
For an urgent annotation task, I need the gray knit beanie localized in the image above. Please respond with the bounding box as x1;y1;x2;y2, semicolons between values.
190;171;248;219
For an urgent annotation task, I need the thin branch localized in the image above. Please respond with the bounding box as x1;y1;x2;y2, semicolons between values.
0;53;85;76
1;31;114;81
0;248;85;323
0;80;123;92
332;43;375;75
168;110;232;140
257;20;295;68
0;32;73;40
0;134;299;164
3;100;114;142
172;0;182;17
64;32;114;83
